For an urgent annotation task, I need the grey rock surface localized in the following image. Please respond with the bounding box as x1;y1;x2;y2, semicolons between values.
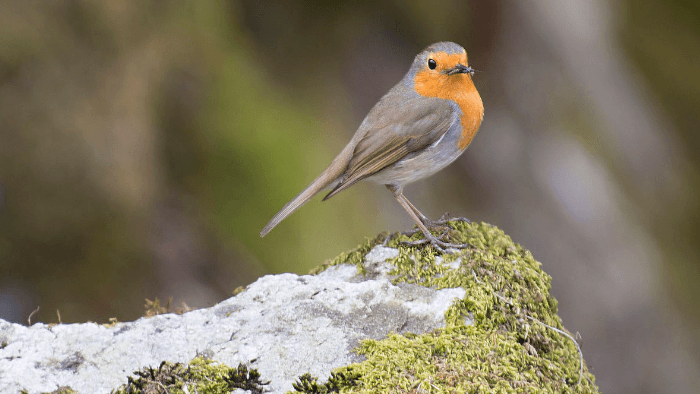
0;246;465;394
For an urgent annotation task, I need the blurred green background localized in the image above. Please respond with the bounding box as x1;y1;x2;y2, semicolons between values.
1;1;699;393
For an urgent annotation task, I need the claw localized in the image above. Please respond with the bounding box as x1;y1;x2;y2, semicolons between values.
401;227;423;237
401;228;449;246
423;212;471;228
400;227;473;254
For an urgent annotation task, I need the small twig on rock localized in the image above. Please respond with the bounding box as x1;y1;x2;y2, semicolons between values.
471;269;482;284
525;315;583;386
28;306;40;326
471;269;584;385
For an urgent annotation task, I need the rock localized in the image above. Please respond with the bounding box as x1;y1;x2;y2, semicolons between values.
0;253;464;394
0;222;599;393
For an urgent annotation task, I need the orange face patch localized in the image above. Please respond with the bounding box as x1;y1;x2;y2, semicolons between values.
414;51;484;150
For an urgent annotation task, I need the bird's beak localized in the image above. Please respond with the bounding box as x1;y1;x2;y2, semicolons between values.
445;63;474;76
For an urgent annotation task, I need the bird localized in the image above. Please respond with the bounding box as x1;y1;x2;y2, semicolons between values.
260;41;484;253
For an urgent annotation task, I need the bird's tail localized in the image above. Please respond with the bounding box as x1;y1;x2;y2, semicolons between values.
260;143;355;237
259;172;335;237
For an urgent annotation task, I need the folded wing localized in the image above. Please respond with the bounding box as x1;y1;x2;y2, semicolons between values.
323;96;455;200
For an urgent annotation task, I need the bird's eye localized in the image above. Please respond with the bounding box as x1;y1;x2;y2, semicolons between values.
428;59;437;70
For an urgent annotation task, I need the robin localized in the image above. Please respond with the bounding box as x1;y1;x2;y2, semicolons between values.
260;42;484;253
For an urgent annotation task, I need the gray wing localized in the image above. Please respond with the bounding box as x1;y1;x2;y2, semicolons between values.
323;94;455;200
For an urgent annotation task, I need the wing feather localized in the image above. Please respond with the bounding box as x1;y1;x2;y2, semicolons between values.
323;95;455;200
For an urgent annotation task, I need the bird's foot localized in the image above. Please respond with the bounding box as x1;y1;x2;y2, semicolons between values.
424;212;471;227
400;227;473;254
399;213;473;254
401;212;470;236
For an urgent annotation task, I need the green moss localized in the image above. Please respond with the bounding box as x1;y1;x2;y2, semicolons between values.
102;317;119;328
21;388;78;394
111;357;269;394
52;389;77;394
143;297;193;317
296;221;598;393
291;370;361;393
312;232;389;275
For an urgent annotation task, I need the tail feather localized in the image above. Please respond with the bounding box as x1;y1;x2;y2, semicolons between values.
260;172;336;237
260;142;356;237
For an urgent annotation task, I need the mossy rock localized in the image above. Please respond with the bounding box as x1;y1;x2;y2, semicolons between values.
300;221;598;393
109;221;598;394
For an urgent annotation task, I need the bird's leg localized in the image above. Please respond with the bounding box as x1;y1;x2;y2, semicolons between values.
386;185;471;254
394;193;470;242
398;196;450;237
401;196;435;226
401;198;470;229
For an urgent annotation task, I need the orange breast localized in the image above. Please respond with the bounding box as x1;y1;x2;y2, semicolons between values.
414;57;484;150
